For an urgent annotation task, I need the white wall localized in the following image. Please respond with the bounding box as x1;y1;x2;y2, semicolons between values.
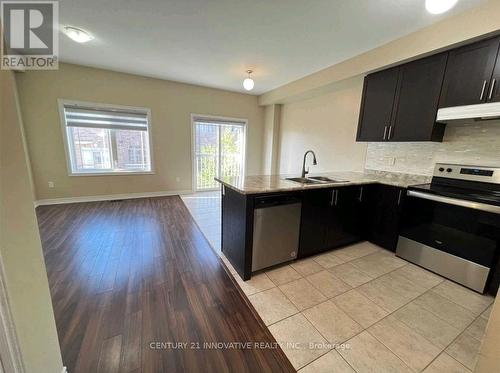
262;104;282;174
277;76;367;175
16;63;265;200
0;66;63;373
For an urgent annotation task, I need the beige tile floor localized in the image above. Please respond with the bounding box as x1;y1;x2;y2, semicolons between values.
182;192;495;373
181;190;221;251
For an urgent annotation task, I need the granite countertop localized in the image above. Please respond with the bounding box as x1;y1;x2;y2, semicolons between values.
215;170;431;195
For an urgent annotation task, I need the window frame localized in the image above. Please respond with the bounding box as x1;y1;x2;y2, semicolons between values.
58;99;155;176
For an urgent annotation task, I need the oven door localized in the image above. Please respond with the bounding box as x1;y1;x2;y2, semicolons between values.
397;190;500;293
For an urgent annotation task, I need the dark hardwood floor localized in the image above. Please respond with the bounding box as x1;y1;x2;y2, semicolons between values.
36;196;294;373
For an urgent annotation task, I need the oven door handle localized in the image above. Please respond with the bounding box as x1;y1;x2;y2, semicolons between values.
407;190;500;215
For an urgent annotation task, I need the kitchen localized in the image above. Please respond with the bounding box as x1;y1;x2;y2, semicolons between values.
218;32;500;287
211;29;500;372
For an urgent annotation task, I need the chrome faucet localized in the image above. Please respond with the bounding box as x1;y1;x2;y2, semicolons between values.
301;150;317;178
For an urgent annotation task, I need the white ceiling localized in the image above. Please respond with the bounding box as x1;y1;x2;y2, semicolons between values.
58;0;486;95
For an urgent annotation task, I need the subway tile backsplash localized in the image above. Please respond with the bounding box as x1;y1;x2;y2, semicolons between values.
364;120;500;176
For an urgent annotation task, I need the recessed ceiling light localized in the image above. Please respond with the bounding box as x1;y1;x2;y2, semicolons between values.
425;0;458;14
243;70;254;91
63;26;94;43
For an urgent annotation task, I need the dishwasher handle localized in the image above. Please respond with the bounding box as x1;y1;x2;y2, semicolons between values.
254;194;301;208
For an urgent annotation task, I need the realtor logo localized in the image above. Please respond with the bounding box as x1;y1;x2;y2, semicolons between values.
1;1;58;70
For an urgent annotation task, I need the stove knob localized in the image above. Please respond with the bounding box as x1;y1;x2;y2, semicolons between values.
446;168;453;173
438;167;445;172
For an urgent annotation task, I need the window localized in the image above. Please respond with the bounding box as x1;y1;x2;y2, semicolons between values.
128;145;143;165
192;116;246;190
59;100;153;175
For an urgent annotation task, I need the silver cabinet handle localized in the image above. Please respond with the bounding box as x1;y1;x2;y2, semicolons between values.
359;187;363;202
388;126;393;140
383;126;388;140
480;80;488;100
488;78;496;100
407;190;500;214
397;190;402;205
330;190;335;206
335;190;339;206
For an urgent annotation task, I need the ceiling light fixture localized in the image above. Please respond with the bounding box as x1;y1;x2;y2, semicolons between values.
243;70;255;91
425;0;458;14
63;26;94;43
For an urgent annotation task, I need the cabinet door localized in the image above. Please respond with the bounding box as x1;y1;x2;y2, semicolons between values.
390;53;448;142
356;67;399;141
439;37;500;108
338;186;365;245
324;189;344;249
487;51;500;103
325;186;365;249
366;185;404;252
298;189;330;258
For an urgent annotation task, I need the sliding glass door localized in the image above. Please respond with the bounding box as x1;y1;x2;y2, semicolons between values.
193;118;246;191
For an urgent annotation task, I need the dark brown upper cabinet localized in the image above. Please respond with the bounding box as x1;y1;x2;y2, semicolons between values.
439;37;500;108
356;67;399;141
390;53;448;142
357;54;447;142
489;49;500;103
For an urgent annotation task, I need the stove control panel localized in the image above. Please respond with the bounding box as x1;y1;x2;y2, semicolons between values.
433;163;500;184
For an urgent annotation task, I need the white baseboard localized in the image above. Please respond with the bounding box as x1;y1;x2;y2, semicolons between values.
34;189;193;207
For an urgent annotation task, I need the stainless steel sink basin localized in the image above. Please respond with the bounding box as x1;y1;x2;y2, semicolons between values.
286;176;348;184
286;177;321;184
308;176;347;183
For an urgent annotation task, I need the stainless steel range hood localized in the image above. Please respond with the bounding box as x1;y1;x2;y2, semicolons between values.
436;102;500;123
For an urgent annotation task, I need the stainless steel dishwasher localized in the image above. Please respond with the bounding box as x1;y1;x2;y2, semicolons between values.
252;194;301;272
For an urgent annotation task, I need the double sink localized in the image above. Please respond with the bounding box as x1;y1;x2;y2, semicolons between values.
286;176;348;184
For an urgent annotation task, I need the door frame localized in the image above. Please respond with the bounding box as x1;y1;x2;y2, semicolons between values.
190;114;248;192
0;252;25;373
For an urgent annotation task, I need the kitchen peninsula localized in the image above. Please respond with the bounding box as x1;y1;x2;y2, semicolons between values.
216;171;429;280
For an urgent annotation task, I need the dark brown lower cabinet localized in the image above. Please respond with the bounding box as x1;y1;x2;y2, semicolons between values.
221;186;254;280
298;186;365;258
326;186;366;248
298;189;330;258
222;183;408;280
365;184;406;251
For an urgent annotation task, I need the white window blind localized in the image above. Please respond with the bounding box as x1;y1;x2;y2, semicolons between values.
60;101;153;175
64;107;149;131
